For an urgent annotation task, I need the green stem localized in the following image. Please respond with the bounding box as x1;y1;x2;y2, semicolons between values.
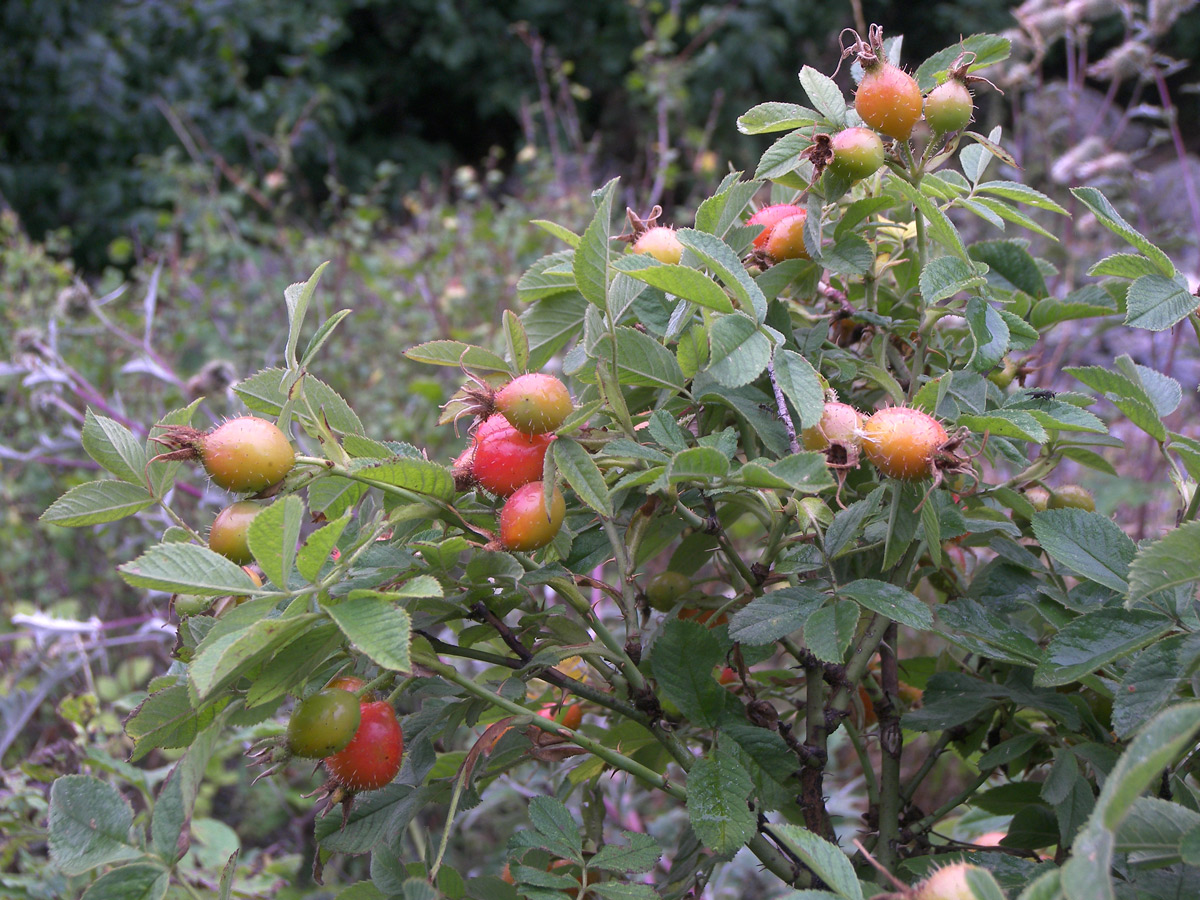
874;624;903;880
900;731;953;805
843;719;880;809
904;769;991;838
420;654;685;800
546;577;648;694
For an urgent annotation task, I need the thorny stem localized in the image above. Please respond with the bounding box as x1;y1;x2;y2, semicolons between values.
545;576;648;695
601;517;642;652
874;623;903;879
899;139;930;402
767;355;802;455
903;769;992;839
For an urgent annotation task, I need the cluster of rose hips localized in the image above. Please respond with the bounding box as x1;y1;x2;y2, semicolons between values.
451;371;574;551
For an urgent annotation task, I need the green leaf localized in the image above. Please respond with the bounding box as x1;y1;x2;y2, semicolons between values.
969;239;1048;298
236;369;364;437
958;410;1048;443
754;131;810;183
1124;273;1199;332
819;234;874;277
574;179;618;309
49;776;139;876
686;749;755;858
528;796;583;858
737;102;820;135
805;601;859;664
728;586;826;646
518;250;579;302
1127;519;1200;606
402;341;510;373
707;314;771;388
695;174;761;239
976;181;1068;214
189;616;317;700
79;864;169;900
602;326;685;391
915;34;1012;91
246;495;302;590
41;480;155;527
677;323;709;379
352;457;455;502
615;257;734;313
1088;253;1164;279
284;262;329;370
890;178;967;260
587;832;662;874
651;619;726;729
151;715;224;863
1114;635;1199;738
1116;796;1200;867
773;350;824;429
920;256;987;304
119;543;261;596
553;439;612;518
1031;509;1135;593
1070;186;1175;277
798;66;847;125
502;309;530;372
677;228;768;322
125;685;229;760
1030;285;1117;328
82;410;148;485
770;824;863;900
965;296;1010;371
667;447;730;485
839;580;934;632
1034;608;1172;688
324;595;412;674
972;196;1059;240
301;308;353;369
530;219;582;249
297;513;351;583
1062;704;1200;900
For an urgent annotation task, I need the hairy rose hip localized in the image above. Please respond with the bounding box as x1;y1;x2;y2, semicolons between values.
645;570;692;612
925;78;973;135
495;373;573;436
915;862;990;900
829;127;886;181
632;226;684;264
861;406;948;480
470;414;554;496
801;402;864;451
207;500;261;565
324;700;403;792
747;203;804;250
287;689;361;759
850;27;922;140
202;417;294;492
499;481;565;551
764;211;810;261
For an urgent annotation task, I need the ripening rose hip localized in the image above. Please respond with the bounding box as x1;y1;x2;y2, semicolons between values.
1048;484;1095;511
764;212;810;261
324;700;403;792
801;402;864;451
499;481;565;551
747;204;805;250
494;373;573;436
829;127;886;181
201;417;294;492
645;570;692;612
925;78;974;135
632;226;684;264
208;501;261;565
287;689;361;759
470;414;554;496
914;862;994;900
861;406;948;480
